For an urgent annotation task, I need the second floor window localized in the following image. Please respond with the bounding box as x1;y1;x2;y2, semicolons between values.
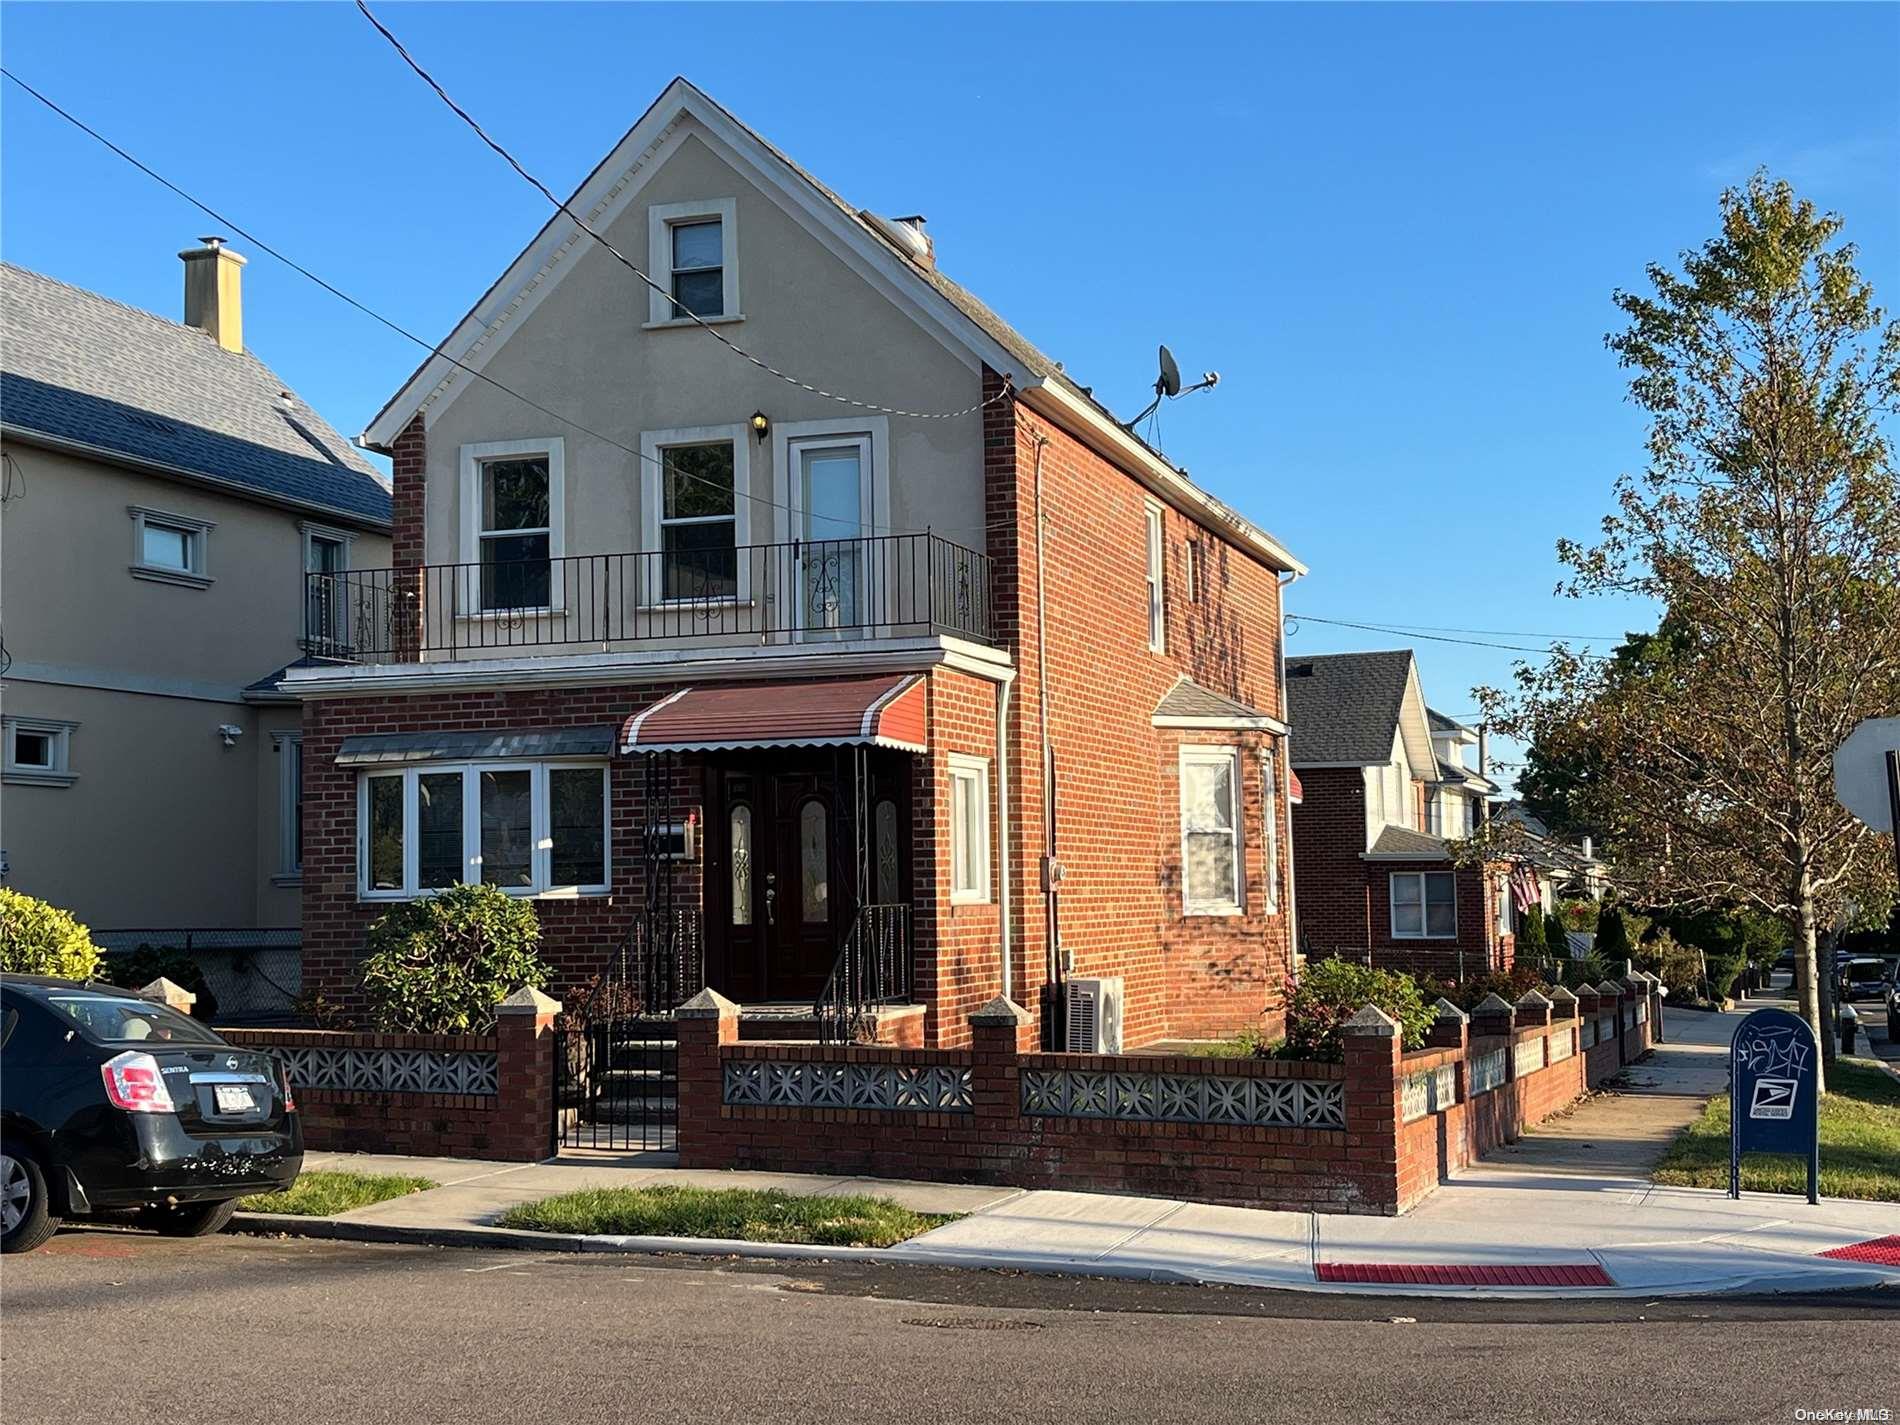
128;504;214;589
670;219;724;319
479;455;552;610
1145;504;1166;652
660;441;738;599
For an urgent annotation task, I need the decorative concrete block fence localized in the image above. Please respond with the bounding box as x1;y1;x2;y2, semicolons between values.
674;974;1663;1216
220;987;561;1162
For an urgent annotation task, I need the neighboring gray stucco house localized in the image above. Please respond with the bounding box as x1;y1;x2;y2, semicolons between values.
0;247;391;957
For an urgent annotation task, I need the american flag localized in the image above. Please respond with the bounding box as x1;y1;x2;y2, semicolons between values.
1510;863;1541;912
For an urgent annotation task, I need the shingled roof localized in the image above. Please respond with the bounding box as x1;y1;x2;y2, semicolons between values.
1283;650;1417;765
1151;675;1279;727
1;263;390;527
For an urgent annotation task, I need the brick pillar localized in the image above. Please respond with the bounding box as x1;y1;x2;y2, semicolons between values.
1598;980;1628;1063
674;988;739;1169
1427;996;1469;1050
968;996;1033;1172
494;986;561;1162
1514;989;1553;1029
1470;992;1516;1042
388;414;426;662
1341;1004;1404;1215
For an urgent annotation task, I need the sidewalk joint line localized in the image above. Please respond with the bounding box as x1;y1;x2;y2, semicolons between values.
1087;1201;1188;1262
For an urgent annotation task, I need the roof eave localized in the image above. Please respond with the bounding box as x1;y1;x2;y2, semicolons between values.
0;423;393;533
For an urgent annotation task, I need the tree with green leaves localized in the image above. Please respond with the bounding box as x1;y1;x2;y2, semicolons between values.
1485;175;1900;1087
1515;899;1549;965
1596;903;1633;964
1544;907;1571;959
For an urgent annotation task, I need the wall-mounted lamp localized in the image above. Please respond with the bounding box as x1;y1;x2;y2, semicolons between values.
217;723;244;747
749;411;770;443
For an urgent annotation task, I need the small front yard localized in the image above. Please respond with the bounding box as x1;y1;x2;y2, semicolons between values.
497;1185;954;1248
239;1170;438;1217
1653;1058;1900;1202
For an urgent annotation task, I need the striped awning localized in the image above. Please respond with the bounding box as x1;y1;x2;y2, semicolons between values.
621;674;927;754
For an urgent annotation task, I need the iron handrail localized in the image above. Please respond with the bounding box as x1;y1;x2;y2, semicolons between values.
814;903;912;1045
303;531;993;662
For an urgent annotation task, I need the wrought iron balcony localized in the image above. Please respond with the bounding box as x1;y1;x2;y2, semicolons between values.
302;531;994;664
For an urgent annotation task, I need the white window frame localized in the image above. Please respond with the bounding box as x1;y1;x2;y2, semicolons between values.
1390;870;1458;940
645;198;740;327
273;732;303;883
1260;746;1281;915
1179;745;1243;916
1496;871;1513;937
128;504;214;589
356;759;610;900
2;716;79;787
1144;503;1166;653
458;438;566;616
948;753;992;905
638;424;753;607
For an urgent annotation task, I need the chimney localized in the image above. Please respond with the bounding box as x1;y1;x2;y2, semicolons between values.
180;236;246;352
1477;722;1490;777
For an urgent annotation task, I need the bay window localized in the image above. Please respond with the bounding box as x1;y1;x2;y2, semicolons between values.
1391;870;1457;939
358;761;608;898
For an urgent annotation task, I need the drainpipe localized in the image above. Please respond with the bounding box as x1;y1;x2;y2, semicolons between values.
1031;432;1062;1014
1278;569;1302;981
995;670;1016;1002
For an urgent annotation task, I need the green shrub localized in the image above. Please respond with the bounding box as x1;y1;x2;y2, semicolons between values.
1285;958;1434;1062
1562;953;1611;989
1595;904;1633;964
1544;908;1571;957
1639;930;1704;1001
1515;905;1548;963
1559;898;1598;931
1423;963;1550;1012
100;946;220;1019
359;884;552;1033
0;889;103;980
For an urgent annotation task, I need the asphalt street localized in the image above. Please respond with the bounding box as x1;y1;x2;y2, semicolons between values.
2;1229;1893;1425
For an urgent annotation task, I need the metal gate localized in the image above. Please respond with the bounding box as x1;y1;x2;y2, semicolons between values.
555;752;705;1152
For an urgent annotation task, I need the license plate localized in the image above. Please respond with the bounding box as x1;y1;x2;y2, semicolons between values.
214;1084;256;1114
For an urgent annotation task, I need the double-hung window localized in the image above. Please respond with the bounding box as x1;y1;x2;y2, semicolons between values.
660;442;738;599
949;755;992;904
670;220;724;319
647;199;739;325
460;439;563;614
1261;747;1282;914
1391;871;1457;939
1144;504;1166;652
359;761;608;898
1180;746;1242;915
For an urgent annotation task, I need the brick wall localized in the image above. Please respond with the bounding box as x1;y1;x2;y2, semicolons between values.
388;414;426;570
985;369;1294;1048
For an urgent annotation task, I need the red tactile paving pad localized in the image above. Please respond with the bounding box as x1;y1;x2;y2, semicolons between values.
1315;1262;1614;1288
1817;1236;1900;1268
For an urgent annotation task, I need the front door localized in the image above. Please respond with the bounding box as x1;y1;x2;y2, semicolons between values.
706;753;911;1003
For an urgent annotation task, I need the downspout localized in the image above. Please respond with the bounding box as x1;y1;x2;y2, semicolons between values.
995;670;1015;1002
1031;432;1062;1009
1278;569;1302;982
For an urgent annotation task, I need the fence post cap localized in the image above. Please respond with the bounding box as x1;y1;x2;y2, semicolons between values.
676;987;740;1020
497;986;562;1017
1546;985;1578;1004
1596;981;1626;998
1472;993;1517;1017
1515;988;1552;1009
1341;1004;1399;1037
140;977;196;1010
1432;997;1469;1023
968;996;1032;1027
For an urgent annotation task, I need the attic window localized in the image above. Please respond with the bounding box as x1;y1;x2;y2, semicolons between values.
647;199;740;327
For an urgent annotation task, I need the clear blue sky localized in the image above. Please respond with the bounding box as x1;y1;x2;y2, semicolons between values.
5;2;1895;772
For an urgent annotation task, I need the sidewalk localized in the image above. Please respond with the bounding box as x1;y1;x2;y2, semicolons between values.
239;1004;1900;1299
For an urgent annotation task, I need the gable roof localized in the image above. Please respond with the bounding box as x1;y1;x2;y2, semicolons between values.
1;263;390;528
1427;707;1475;736
362;78;1301;574
1283;650;1418;765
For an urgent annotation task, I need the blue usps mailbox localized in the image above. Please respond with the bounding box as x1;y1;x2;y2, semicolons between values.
1729;1007;1821;1204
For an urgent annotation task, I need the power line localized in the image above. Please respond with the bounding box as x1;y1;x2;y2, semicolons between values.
1285;614;1610;657
1298;615;1625;643
0;67;987;544
354;1;1006;425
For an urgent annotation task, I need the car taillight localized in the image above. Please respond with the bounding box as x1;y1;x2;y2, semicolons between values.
101;1050;177;1113
280;1071;297;1114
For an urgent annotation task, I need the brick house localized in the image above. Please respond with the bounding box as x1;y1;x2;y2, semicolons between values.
1285;651;1516;979
287;79;1305;1068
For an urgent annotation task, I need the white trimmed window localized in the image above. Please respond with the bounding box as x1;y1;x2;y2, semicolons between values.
647;198;739;326
638;425;752;606
1180;746;1242;915
3;717;78;787
274;733;303;882
458;439;564;613
1145;504;1166;652
1261;747;1282;914
359;761;608;899
301;522;352;653
129;505;214;588
949;754;992;904
1495;872;1513;937
1391;871;1457;939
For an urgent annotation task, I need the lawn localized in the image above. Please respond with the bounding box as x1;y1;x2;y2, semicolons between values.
239;1170;438;1217
497;1185;954;1248
1653;1058;1900;1202
1142;1028;1278;1059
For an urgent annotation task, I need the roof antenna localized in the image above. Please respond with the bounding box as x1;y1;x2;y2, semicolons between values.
1125;344;1219;432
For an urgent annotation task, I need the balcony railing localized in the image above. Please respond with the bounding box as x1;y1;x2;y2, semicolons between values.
303;532;994;664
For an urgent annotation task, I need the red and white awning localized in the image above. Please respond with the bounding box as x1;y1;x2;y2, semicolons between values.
620;673;928;755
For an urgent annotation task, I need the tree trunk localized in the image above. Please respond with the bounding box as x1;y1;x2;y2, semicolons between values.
1794;878;1829;1096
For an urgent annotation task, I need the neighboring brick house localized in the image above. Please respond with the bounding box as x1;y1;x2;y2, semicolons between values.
287;78;1304;1059
1286;651;1515;980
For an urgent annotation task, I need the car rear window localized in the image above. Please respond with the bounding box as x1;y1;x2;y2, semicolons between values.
44;994;221;1045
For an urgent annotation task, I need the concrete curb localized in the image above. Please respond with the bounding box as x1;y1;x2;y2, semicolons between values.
229;1213;1899;1300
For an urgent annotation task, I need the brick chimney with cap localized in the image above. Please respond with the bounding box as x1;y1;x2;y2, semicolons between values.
180;236;245;352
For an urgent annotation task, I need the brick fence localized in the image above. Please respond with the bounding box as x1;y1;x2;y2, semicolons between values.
220;987;560;1162
675;973;1663;1215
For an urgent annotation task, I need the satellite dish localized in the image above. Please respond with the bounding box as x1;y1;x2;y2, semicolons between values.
1157;345;1182;399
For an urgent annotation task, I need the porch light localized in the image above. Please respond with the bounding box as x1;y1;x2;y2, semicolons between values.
749;411;770;442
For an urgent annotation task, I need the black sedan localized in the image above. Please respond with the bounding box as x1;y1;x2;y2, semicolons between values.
1;974;301;1253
